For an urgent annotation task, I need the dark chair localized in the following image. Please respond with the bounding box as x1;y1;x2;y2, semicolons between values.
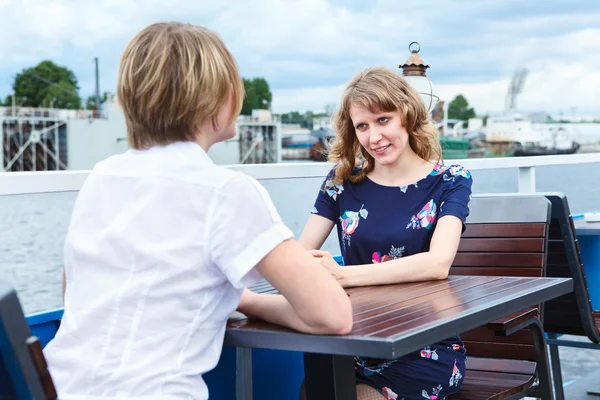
541;193;600;400
0;281;57;399
448;194;554;400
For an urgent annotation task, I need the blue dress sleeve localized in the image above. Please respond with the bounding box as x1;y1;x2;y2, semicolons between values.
439;165;473;225
311;168;342;222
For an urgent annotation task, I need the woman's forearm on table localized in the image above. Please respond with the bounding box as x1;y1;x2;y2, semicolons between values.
238;293;336;335
342;251;450;287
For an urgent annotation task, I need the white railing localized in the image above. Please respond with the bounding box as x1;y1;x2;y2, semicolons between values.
0;153;599;196
0;106;105;120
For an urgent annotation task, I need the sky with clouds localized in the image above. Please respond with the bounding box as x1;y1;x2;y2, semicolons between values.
1;0;599;117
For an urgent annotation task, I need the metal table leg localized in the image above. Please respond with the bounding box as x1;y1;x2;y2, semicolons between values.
236;347;253;400
547;333;565;400
304;353;356;400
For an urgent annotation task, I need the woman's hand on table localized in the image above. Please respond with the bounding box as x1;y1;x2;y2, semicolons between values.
308;250;349;287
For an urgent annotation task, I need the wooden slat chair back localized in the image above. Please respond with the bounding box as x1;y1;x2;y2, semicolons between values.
0;281;57;400
448;195;553;400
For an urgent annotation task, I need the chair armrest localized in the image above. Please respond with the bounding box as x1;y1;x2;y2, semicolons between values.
486;308;539;335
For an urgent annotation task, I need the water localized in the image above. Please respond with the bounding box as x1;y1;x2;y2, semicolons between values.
0;192;76;314
1;162;599;383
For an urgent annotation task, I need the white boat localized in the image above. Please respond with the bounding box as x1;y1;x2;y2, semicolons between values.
484;112;580;156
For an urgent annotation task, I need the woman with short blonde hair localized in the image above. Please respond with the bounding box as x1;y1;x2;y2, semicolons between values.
117;23;245;150
44;22;352;400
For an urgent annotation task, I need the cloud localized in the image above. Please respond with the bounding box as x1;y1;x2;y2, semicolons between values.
1;0;599;116
272;83;345;113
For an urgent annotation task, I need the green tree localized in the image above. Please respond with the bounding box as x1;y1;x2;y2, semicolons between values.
11;61;81;109
86;91;114;110
241;77;272;115
241;78;258;115
251;77;272;109
448;94;476;121
280;111;303;122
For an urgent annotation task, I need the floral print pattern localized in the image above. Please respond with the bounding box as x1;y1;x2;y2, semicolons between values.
422;385;443;400
420;346;439;360
382;386;399;399
324;178;344;200
356;344;465;399
355;357;396;377
340;205;368;248
372;245;405;263
406;200;437;230
399;182;418;193
430;163;444;175
443;165;471;182
449;359;463;388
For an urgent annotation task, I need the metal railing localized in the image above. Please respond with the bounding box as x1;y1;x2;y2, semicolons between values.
1;152;598;196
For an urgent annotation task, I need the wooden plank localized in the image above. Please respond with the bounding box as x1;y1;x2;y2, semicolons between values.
450;267;542;277
462;223;547;238
462;342;535;361
346;280;433;297
453;253;544;268
350;277;498;326
458;238;545;253
450;370;535;400
369;278;554;338
466;357;536;375
460;327;534;345
353;278;533;335
461;368;534;384
350;277;493;315
348;279;465;308
486;308;539;332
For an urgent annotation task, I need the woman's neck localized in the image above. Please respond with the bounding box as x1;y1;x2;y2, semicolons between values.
368;149;435;187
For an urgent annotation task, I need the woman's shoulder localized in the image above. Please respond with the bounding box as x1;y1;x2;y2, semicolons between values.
430;163;472;180
320;165;345;199
320;162;368;199
324;161;365;183
438;164;473;198
426;163;473;193
443;164;472;180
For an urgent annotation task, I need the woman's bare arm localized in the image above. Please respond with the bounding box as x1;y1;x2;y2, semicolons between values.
298;214;335;250
238;238;352;335
313;216;463;287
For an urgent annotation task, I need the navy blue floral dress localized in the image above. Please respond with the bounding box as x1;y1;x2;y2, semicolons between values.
311;163;473;400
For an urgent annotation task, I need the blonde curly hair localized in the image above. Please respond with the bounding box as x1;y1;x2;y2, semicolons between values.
328;66;442;185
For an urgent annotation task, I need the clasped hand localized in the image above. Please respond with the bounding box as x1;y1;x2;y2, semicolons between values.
308;250;348;286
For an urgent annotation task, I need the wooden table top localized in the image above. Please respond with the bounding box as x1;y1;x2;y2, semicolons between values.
225;275;572;359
